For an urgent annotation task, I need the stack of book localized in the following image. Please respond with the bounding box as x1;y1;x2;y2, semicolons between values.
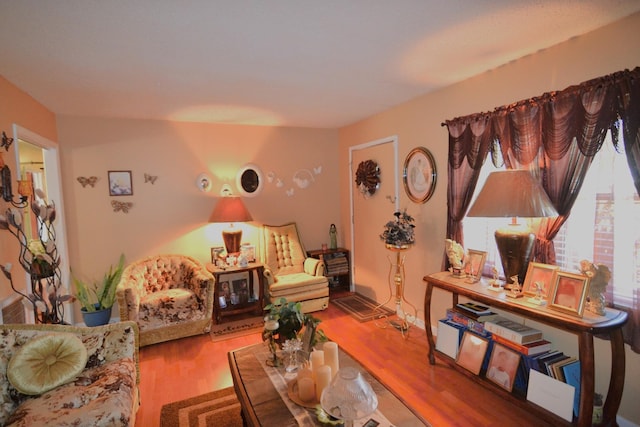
323;253;349;276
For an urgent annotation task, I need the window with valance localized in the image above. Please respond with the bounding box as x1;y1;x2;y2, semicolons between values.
443;67;640;352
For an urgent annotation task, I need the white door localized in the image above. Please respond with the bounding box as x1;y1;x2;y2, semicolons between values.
349;136;398;303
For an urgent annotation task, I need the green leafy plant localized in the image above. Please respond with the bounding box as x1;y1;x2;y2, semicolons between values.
73;253;125;312
262;297;326;346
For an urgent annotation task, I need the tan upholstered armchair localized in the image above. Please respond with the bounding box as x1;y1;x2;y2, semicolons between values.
116;254;215;347
261;223;329;313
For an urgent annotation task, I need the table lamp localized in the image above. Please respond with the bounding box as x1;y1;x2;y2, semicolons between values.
466;170;558;284
209;188;253;256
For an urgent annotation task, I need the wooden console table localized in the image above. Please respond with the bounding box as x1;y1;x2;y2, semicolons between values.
423;271;628;427
206;263;265;324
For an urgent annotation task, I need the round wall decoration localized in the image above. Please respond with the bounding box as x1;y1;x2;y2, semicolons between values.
355;159;380;197
403;147;437;203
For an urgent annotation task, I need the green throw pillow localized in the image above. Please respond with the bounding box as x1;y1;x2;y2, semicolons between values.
8;333;88;395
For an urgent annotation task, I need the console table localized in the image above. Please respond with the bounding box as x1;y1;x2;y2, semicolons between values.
423;271;628;427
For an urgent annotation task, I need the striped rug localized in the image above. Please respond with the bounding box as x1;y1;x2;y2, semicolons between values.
160;387;243;427
331;293;395;322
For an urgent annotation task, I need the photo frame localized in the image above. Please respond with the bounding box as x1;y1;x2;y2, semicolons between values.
455;331;489;375
403;147;437;204
522;262;560;299
108;170;133;196
240;244;256;263
549;271;590;317
486;343;521;392
232;277;250;304
464;249;487;282
211;246;225;264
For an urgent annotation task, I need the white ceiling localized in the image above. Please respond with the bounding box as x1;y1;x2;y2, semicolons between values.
1;1;639;129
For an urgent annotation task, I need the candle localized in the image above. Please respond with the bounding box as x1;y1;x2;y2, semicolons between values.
264;316;279;331
297;377;315;402
310;350;324;372
298;367;313;381
323;342;339;379
315;365;332;401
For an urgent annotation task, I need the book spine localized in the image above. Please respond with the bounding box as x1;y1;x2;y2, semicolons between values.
492;334;530;355
445;309;489;337
484;321;543;344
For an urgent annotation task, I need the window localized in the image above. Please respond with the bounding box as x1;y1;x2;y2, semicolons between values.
463;132;639;309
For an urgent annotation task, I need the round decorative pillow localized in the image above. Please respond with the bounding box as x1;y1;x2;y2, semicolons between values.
8;333;88;395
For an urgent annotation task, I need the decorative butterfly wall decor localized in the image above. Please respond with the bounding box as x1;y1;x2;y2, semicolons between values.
111;200;133;213
144;173;158;184
77;176;98;188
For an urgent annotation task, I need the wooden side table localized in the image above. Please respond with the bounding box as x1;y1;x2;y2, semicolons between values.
206;263;265;324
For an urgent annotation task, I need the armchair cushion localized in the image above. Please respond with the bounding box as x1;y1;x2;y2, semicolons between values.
8;333;88;395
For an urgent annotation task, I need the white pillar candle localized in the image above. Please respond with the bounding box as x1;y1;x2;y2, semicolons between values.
297;377;315;402
297;367;313;381
323;342;339;379
310;350;325;380
315;364;332;401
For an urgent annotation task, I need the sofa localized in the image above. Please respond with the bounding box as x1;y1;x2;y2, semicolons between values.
116;254;215;347
0;321;139;426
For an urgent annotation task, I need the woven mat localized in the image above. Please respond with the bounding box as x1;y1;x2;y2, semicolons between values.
209;316;264;342
331;293;395;322
160;387;242;427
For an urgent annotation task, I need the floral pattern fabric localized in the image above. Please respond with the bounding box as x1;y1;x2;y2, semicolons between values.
0;322;139;427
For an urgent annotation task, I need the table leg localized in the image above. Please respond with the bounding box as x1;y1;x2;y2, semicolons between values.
602;328;625;427
424;281;435;365
577;331;595;427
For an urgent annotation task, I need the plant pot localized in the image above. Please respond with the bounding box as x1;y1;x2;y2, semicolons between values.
81;304;112;327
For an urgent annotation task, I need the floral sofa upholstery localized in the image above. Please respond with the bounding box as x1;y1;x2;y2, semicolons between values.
0;321;139;427
116;254;215;347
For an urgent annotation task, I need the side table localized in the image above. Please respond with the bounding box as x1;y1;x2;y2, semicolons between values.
206;263;265;324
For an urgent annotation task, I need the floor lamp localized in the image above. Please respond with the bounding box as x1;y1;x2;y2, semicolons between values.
466;170;558;285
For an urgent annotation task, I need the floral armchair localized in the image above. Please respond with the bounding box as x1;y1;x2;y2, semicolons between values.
116;254;215;347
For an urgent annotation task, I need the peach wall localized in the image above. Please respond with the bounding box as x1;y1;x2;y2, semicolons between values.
339;12;640;424
56;115;340;316
0;76;57;302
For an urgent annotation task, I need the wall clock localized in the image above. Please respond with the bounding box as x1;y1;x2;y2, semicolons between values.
403;147;437;203
355;159;380;197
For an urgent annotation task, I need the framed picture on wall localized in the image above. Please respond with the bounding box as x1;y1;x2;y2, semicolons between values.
108;170;133;196
403;147;437;204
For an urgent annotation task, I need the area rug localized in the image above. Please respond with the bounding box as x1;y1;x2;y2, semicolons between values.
209;316;264;342
160;387;242;427
331;293;395;322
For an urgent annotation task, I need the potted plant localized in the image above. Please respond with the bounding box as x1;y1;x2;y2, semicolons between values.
262;297;326;366
73;253;125;326
380;210;416;249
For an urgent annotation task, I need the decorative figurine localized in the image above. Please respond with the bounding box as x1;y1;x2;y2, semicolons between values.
527;280;547;305
445;239;465;277
329;224;338;250
506;275;524;299
488;266;502;291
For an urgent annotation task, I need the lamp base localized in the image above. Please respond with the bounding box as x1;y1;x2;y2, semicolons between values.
494;224;535;285
222;228;242;255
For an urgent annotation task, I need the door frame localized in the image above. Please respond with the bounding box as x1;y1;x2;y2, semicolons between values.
348;135;399;291
12;124;73;324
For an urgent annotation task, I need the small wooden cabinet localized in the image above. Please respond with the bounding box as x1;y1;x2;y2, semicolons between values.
423;271;627;427
206;263;265;324
306;248;351;292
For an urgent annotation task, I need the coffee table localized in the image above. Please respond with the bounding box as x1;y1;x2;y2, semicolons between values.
228;342;430;426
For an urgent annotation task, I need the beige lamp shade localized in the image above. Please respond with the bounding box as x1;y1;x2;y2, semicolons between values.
467;170;558;284
209;196;253;255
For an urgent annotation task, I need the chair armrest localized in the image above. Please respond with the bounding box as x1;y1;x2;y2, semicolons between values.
185;267;215;315
263;267;276;285
304;257;325;276
116;280;141;322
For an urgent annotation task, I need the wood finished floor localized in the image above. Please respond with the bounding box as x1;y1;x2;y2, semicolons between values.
137;301;554;426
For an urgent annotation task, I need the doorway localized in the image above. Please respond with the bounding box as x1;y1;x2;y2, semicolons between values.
349;136;398;302
12;125;72;324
